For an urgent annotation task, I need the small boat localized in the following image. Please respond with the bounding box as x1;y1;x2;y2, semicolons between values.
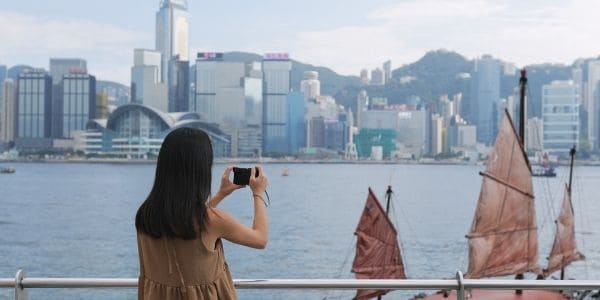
532;165;556;177
1;167;16;174
281;167;289;177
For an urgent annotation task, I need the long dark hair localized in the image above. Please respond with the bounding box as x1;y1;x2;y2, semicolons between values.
135;127;213;239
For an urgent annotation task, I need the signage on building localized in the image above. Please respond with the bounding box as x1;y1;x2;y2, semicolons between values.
263;53;290;61
197;52;223;60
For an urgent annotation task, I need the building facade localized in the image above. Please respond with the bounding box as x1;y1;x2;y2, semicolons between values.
471;55;501;144
587;60;600;149
61;74;96;138
155;0;189;82
84;104;230;157
49;58;87;138
542;80;580;154
262;53;292;155
131;49;168;111
1;79;16;143
16;70;53;148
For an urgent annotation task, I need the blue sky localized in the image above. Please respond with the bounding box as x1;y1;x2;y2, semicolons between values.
1;0;599;84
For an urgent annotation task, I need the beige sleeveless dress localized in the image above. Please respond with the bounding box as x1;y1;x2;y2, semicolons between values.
137;232;237;299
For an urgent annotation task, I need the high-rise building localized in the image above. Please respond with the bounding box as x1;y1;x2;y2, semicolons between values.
155;0;189;82
383;60;392;84
49;58;87;138
470;55;501;144
194;52;262;126
300;71;320;102
430;114;443;155
1;79;16;143
131;49;168;111
262;53;292;154
542;80;579;154
49;59;87;84
526;117;543;152
370;68;384;85
587;60;600;149
360;69;369;85
16;70;53;145
356;90;368;129
0;65;6;101
168;55;189;112
287;91;305;154
61;73;96;138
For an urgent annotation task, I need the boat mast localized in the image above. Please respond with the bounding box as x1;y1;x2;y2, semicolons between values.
377;185;394;300
561;146;576;280
516;69;527;293
518;69;527;146
385;185;393;215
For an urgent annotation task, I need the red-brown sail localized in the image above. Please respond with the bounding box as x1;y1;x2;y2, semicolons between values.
352;188;406;299
466;110;541;279
545;184;585;276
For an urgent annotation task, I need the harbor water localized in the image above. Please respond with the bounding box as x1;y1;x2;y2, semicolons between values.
1;162;599;299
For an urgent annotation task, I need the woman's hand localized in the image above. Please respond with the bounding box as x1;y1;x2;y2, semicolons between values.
249;165;268;194
218;166;244;196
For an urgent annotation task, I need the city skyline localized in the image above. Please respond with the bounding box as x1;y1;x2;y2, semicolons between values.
1;0;600;85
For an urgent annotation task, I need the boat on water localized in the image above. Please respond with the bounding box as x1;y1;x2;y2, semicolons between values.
532;165;557;177
418;70;586;299
1;167;16;174
351;186;406;299
281;167;289;177
532;152;557;177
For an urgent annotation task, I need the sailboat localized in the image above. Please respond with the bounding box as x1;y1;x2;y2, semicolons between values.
422;70;585;299
351;187;406;299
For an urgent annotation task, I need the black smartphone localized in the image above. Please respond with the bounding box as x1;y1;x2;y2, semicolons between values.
232;167;259;185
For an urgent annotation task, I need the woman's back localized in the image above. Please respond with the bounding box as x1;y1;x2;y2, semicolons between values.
137;233;236;300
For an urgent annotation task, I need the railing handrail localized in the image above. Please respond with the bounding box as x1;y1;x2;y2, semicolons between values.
2;270;600;300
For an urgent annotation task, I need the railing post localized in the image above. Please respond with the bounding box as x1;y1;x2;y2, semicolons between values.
455;271;464;300
14;269;27;300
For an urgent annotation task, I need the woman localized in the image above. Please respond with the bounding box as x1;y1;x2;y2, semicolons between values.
136;127;268;299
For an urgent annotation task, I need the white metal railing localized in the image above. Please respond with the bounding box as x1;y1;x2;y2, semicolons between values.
1;270;600;300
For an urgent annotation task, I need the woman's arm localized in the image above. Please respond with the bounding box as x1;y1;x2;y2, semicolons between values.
208;166;244;207
208;166;269;249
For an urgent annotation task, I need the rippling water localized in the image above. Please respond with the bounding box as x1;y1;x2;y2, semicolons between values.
1;162;599;299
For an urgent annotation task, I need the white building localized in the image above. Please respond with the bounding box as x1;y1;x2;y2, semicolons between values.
587;60;600;149
131;49;168;111
300;71;320;102
1;79;16;143
542;80;579;154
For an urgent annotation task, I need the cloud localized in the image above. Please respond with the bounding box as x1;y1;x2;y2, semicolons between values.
287;0;600;75
0;10;151;84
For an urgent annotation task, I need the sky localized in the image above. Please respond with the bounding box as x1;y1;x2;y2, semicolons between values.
1;0;600;84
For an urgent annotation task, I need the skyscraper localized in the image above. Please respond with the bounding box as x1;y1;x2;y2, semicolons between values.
131;49;168;111
262;53;292;154
61;73;96;138
587;60;600;149
370;68;384;85
194;52;262;126
383;60;392;84
1;79;16;143
156;0;189;83
168;55;189;112
470;55;501;144
49;58;87;138
16;70;53;147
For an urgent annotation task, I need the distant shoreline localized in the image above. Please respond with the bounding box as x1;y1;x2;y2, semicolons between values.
2;157;600;166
